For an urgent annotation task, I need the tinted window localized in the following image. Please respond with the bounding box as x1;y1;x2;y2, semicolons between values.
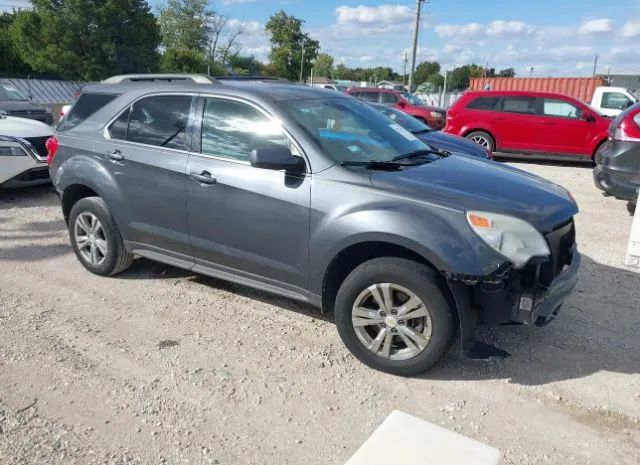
542;98;582;119
59;93;118;131
277;97;429;164
466;96;500;111
110;95;192;150
381;93;399;104
502;96;537;114
201;98;291;162
359;92;380;103
601;92;632;110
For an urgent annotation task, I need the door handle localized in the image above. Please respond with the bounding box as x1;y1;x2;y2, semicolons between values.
106;149;124;161
190;171;217;185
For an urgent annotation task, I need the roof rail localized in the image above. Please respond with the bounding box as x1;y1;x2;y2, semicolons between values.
214;76;294;83
102;74;218;84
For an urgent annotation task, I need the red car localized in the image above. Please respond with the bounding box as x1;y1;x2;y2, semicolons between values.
347;87;446;129
444;91;610;161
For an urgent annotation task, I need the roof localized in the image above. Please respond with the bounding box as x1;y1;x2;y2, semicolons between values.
0;78;84;105
462;90;587;99
348;87;399;93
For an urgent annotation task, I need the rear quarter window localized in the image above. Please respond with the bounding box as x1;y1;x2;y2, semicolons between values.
466;96;501;111
58;92;119;131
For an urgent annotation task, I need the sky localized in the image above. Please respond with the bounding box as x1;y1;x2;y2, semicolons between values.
3;0;640;77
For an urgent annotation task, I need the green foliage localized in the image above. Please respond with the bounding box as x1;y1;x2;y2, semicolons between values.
448;64;485;90
499;68;516;77
313;53;334;78
265;10;319;81
228;55;262;76
413;61;440;85
0;12;32;74
161;47;207;73
333;64;401;83
159;0;213;53
9;0;160;80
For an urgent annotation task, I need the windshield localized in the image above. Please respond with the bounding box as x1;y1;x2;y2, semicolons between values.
399;92;423;105
374;105;432;132
0;84;27;101
278;97;428;164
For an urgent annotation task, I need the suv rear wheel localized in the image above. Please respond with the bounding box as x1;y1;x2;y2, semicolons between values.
68;197;133;276
334;257;456;376
466;131;494;152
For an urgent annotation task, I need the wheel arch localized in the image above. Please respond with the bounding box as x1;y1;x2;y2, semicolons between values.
592;138;608;160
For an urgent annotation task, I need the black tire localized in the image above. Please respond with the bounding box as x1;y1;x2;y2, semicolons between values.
334;257;457;376
465;131;494;153
68;196;133;276
594;143;607;165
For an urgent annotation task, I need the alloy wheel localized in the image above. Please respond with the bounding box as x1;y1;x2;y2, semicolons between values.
470;135;490;149
74;212;108;266
352;283;432;361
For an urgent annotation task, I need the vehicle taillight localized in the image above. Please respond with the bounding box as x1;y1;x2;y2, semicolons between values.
613;109;640;142
46;136;59;165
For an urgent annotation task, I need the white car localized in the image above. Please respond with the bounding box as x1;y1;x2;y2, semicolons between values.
0;113;52;188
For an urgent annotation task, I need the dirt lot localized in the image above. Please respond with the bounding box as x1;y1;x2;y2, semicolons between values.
1;162;639;465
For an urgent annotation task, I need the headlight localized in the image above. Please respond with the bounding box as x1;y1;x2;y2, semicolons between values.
0;146;27;156
466;211;550;269
430;111;444;118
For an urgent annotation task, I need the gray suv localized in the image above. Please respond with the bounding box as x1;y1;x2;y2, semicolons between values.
48;74;580;375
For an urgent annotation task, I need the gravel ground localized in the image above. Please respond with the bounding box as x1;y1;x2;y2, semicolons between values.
0;162;639;465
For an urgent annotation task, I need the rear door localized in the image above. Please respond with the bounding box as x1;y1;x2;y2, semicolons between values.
538;97;591;155
497;96;543;152
100;94;195;262
185;96;311;294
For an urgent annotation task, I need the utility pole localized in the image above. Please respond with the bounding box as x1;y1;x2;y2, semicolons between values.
408;0;426;93
403;52;408;86
299;40;306;83
592;54;599;78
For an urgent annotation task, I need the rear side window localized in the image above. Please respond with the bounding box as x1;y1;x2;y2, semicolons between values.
58;92;118;130
601;92;632;110
108;95;193;150
502;96;537;115
466;96;500;111
359;92;380;103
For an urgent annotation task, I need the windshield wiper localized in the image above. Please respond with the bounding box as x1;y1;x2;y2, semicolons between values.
341;160;408;171
391;148;450;162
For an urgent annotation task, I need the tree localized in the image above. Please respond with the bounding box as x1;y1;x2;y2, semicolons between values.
158;0;212;53
0;12;31;75
161;47;207;73
314;53;334;78
265;10;319;81
413;61;440;85
499;68;516;78
448;64;485;90
10;0;160;80
228;55;262;76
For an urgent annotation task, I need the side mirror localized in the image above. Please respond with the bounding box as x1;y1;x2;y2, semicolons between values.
581;112;596;123
250;146;305;172
397;100;407;109
624;100;634;110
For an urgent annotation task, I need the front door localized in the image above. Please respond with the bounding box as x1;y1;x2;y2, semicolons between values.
186;96;311;295
99;94;195;261
538;97;593;155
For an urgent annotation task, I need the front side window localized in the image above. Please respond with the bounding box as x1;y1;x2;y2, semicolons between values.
0;84;27;101
399;92;423;105
502;96;537;115
108;95;193;150
277;97;428;164
381;93;399;104
467;96;500;111
201;98;291;162
601;92;632;110
542;99;582;119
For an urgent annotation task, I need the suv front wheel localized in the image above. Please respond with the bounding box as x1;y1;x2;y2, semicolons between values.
334;257;456;376
68;197;134;276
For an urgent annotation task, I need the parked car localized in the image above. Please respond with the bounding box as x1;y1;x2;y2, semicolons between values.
370;103;491;159
0;81;53;125
347;87;446;129
444;91;610;162
0;113;52;188
48;74;580;376
593;102;640;215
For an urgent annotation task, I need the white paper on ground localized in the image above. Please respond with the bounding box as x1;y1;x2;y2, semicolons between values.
345;410;502;465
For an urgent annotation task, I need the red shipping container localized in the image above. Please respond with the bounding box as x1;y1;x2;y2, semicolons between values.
469;77;606;103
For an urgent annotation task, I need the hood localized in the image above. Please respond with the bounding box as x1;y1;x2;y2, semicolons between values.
419;131;489;158
369;156;577;233
0;116;53;138
0;99;45;113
